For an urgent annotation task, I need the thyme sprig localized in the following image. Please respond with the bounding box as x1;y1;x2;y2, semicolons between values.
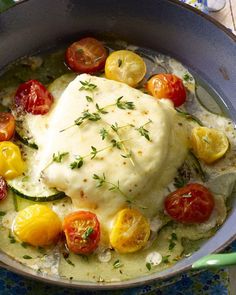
60;109;101;132
79;80;97;92
136;119;152;141
52;152;69;163
70;156;84;169
93;173;133;204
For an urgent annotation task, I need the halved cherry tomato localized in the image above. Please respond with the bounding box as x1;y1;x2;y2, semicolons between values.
0;113;15;141
0;141;25;179
63;211;100;255
65;37;108;73
146;74;186;107
110;208;150;253
165;183;214;224
105;50;146;87
14;80;53;115
0;176;7;201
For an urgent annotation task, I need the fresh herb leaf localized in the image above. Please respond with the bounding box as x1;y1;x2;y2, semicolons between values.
0;211;6;217
23;255;32;260
99;128;108;140
113;259;123;269
116;96;135;110
171;233;177;241
118;59;122;67
146;262;152;271
90;146;98;159
65;258;75;267
111;139;122;149
86;95;93;102
70;156;84;169
111;122;119;132
79;80;97;91
8;231;16;244
136;119;152;141
183;73;193;82
21;242;28;249
176;108;204;126
162;255;170;264
82;227;94;240
93;173;106;187
121;152;132;158
169;233;178;251
53;152;69;163
96;103;108;114
169;241;176;251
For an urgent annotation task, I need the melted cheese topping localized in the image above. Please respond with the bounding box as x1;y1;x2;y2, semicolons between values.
24;74;188;225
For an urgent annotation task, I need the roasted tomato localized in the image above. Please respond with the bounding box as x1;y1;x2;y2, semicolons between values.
13;205;62;246
164;183;214;224
146;74;186;107
190;126;229;164
0;176;7;201
0;141;25;180
65;37;108;73
14;80;53;115
110;208;150;253
105;50;146;87
0;113;15;142
63;211;100;255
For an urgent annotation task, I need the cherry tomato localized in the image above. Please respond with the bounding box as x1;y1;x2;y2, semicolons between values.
105;50;146;87
110;208;150;253
164;183;214;224
0;141;25;180
0;176;7;201
63;211;100;255
14;205;62;246
146;74;186;107
14;80;53;115
0;113;15;141
65;37;108;73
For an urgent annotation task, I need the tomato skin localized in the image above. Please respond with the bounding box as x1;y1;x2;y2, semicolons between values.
146;74;186;107
164;183;214;224
0;176;7;201
0;113;15;141
63;211;100;255
15;80;53;115
65;37;108;73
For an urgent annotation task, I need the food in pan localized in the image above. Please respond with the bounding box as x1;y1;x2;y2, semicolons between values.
0;37;235;283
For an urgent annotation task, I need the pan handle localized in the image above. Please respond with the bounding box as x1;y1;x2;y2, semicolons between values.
0;0;25;13
192;253;236;269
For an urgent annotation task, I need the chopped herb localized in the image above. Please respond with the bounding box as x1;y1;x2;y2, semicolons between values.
0;211;6;217
8;231;16;244
21;242;28;249
146;262;152;271
183;73;193;82
99;128;108;140
113;259;123;269
86;95;93;102
23;255;32;260
121;152;132;159
173;164;191;188
116;96;135;110
93;173;106;187
53;152;69;163
171;233;177;240
37;246;46;254
70;156;84;169
111;122;119;132
162;255;170;264
118;59;122;67
79;80;97;91
82;227;94;240
90;146;98;159
169;233;178;251
202;136;210;144
65;258;75;267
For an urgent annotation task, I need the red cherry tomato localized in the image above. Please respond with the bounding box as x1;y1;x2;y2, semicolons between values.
0;113;15;141
164;183;214;224
15;80;53;115
65;37;108;73
63;211;100;255
146;74;186;107
0;176;7;201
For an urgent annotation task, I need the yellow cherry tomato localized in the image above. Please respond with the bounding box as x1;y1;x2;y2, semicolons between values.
105;50;146;87
0;141;25;179
13;204;62;246
110;208;150;253
190;126;229;164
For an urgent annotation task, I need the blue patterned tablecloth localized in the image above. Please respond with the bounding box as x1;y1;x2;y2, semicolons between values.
1;0;234;294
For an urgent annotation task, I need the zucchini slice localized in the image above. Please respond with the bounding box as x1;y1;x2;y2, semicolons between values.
7;177;65;202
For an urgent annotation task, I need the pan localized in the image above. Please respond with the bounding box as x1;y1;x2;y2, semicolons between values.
0;0;236;290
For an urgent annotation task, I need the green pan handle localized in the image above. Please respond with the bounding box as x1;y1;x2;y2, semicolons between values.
192;253;236;269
